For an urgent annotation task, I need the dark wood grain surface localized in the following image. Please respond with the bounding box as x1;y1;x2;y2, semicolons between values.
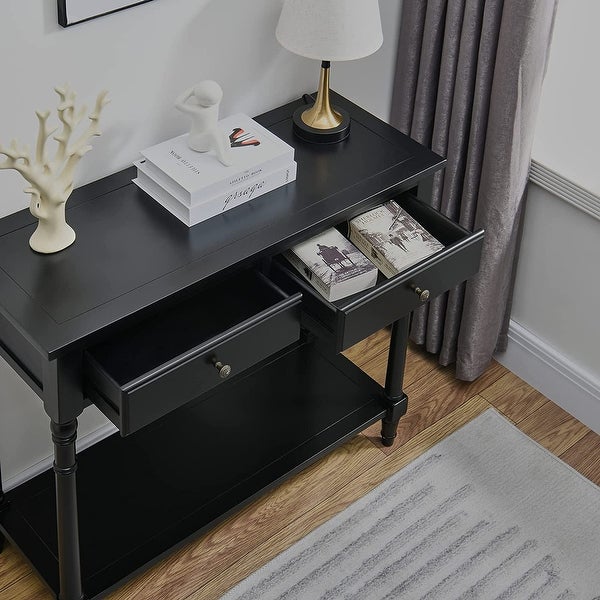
0;92;445;359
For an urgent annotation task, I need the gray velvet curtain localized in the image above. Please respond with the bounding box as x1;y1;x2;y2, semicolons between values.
391;0;557;380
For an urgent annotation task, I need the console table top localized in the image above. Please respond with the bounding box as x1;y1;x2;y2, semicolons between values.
0;92;444;358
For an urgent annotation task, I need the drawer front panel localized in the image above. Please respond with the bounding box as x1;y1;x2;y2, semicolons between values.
123;306;299;434
271;194;484;352
338;237;483;349
85;270;301;435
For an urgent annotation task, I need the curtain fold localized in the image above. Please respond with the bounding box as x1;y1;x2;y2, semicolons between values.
390;0;557;380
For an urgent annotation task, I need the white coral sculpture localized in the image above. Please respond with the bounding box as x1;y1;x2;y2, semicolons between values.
0;85;110;254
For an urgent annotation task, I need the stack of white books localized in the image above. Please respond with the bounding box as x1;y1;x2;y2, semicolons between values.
285;228;378;302
133;113;296;226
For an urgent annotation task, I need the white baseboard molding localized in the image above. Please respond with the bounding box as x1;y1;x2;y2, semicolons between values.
4;421;117;492
495;319;600;435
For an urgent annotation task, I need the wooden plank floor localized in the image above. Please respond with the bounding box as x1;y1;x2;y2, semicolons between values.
1;330;599;599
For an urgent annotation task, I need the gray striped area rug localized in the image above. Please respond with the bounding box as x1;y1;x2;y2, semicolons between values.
222;410;600;600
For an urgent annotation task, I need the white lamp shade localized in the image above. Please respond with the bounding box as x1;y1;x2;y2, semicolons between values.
276;0;383;62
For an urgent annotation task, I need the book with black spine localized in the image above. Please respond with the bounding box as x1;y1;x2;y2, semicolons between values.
348;200;444;278
284;228;378;302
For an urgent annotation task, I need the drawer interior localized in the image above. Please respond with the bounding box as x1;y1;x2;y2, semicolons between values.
85;268;302;435
270;193;484;350
88;269;293;388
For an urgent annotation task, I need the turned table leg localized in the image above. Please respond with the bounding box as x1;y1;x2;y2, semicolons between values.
52;419;84;600
381;316;410;447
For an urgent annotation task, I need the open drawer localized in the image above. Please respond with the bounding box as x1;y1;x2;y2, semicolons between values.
84;270;301;435
269;193;484;352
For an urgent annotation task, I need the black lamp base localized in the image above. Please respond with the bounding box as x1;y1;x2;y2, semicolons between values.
292;105;351;144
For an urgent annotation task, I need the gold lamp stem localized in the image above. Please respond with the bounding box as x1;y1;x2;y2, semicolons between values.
301;61;343;130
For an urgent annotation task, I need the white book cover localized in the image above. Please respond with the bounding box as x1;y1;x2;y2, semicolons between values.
134;175;192;226
349;200;444;278
133;160;297;227
285;228;378;302
140;114;294;204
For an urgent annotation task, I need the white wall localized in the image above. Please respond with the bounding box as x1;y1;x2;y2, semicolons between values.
531;0;600;196
511;185;600;378
497;0;600;431
0;0;402;486
497;182;600;433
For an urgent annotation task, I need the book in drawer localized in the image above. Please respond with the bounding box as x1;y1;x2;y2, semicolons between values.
84;270;301;435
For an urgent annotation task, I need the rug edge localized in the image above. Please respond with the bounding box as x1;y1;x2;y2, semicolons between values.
474;408;600;493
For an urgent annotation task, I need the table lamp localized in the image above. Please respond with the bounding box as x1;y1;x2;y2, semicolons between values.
276;0;383;144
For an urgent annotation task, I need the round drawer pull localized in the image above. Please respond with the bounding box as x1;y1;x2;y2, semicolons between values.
214;361;232;379
413;286;430;302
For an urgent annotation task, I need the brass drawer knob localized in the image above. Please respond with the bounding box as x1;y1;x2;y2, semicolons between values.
413;286;430;302
214;361;232;379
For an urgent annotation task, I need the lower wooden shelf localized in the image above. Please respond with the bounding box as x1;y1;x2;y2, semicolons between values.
0;340;386;599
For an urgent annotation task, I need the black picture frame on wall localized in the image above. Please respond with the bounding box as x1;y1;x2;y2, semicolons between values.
57;0;154;27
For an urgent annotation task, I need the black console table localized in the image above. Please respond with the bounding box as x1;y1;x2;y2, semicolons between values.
0;93;483;599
